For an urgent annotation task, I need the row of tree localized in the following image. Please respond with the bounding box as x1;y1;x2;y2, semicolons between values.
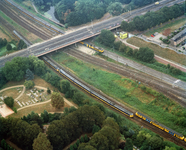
121;4;184;31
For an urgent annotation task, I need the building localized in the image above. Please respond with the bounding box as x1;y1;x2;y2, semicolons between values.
119;32;128;39
170;28;186;46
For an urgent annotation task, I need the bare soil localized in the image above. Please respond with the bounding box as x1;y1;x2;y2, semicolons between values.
163;28;171;36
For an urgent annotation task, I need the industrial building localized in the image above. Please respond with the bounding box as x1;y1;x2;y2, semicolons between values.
170;28;186;46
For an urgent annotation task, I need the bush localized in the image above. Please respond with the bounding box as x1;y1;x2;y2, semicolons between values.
4;97;14;108
136;47;154;62
47;88;51;94
24;80;35;89
13;107;17;113
6;44;12;51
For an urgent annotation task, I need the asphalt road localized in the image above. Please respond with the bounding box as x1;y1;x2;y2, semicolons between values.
0;0;184;69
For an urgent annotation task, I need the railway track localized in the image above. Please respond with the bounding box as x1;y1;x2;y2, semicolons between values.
45;56;186;149
64;47;186;107
0;0;51;40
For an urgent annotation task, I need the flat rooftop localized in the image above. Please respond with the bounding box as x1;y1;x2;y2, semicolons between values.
171;28;186;41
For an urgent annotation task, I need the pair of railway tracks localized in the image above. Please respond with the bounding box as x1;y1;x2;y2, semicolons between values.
43;55;186;149
64;47;186;107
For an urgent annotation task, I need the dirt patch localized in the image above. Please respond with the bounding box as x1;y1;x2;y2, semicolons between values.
163;28;171;36
33;76;56;90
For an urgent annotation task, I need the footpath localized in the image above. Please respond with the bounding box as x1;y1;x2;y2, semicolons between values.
0;85;77;117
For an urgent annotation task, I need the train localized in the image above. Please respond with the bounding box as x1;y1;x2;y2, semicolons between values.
79;41;104;53
136;112;186;142
41;56;186;143
4;0;65;34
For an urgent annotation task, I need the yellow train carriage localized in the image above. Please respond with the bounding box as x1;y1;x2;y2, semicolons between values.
79;41;104;53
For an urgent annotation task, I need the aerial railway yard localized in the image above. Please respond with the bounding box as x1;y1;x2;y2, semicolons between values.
43;56;186;149
63;47;186;107
0;0;60;40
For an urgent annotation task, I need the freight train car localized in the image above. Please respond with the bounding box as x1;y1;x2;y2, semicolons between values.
79;41;104;53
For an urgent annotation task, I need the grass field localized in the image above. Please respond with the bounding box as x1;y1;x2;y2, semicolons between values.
50;51;186;136
144;17;186;37
127;37;186;66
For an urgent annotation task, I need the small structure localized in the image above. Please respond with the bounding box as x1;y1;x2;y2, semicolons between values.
170;28;186;46
119;32;128;39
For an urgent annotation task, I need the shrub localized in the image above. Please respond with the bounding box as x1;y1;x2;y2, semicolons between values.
47;88;51;94
24;80;35;89
4;97;14;108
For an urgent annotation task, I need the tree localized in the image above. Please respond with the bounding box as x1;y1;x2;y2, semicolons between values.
4;97;14;108
72;92;84;105
119;43;127;52
78;143;96;150
99;126;120;150
148;136;163;149
51;92;64;109
33;132;53;150
41;110;49;123
25;69;34;80
89;132;109;150
17;40;27;50
6;44;12;51
47;88;51;94
124;138;133;150
13;107;17;113
60;80;70;93
84;134;89;142
24;80;35;89
136;47;154;62
10;119;41;149
97;30;115;47
107;2;123;16
92;124;101;134
114;41;122;51
126;47;133;56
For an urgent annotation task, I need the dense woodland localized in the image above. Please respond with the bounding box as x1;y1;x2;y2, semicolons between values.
22;0;157;26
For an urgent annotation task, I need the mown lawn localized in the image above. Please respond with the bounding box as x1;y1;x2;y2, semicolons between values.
51;51;186;136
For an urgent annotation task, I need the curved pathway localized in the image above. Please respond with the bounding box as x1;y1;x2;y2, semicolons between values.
0;85;77;117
